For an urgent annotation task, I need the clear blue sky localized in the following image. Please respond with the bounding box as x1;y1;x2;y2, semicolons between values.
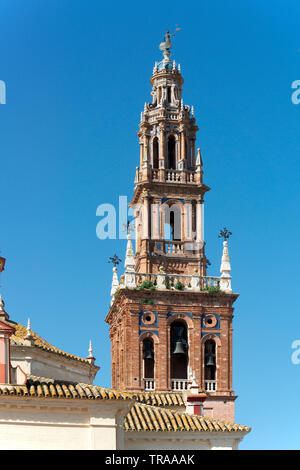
1;0;300;450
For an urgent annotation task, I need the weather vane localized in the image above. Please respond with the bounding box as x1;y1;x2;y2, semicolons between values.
159;26;181;60
108;254;122;267
122;219;135;235
218;227;232;241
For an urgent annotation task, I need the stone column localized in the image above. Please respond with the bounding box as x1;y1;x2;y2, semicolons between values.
142;194;150;240
139;137;144;168
180;131;185;162
159;126;165;181
184;200;192;241
143;133;148;167
151;198;161;240
196;199;204;243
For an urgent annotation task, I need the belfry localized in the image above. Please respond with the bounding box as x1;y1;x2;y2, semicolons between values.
106;32;238;422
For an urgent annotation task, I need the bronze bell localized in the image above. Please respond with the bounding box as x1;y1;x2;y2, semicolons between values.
205;354;215;367
173;339;186;355
143;341;154;360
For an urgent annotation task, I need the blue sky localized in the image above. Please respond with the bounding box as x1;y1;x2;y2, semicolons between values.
1;0;300;450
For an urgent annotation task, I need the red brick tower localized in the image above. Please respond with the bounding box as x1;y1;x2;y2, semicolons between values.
106;32;238;421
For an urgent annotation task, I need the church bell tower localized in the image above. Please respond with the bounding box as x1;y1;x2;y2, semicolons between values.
106;32;239;422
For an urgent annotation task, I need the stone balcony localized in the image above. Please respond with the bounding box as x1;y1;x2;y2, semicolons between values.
151;168;197;184
110;234;233;304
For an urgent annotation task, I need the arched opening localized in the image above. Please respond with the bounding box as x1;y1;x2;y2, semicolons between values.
170;321;188;385
153;137;159;169
167;86;171;104
167;135;176;169
143;338;154;382
204;339;216;391
163;202;182;242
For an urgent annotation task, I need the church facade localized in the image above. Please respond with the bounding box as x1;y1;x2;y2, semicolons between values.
0;33;250;450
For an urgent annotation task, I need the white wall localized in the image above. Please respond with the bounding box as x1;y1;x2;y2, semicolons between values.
10;345;98;384
0;397;130;450
125;432;245;450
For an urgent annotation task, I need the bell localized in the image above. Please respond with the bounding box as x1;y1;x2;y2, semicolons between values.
173;340;186;355
205;354;215;367
143;341;154;360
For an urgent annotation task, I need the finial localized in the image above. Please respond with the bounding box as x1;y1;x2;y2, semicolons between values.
26;318;33;340
124;231;135;269
122;219;135;235
218;227;232;241
191;105;194;117
144;102;147;113
87;340;95;364
172;60;176;70
24;317;35;346
196;148;203;167
108;254;122;268
110;263;119;302
180;99;184;111
219;229;232;293
178;63;181;72
158;27;180;61
159;30;172;61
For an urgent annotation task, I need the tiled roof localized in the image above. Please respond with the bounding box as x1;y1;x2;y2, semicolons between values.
9;321;97;366
133;391;184;407
0;376;250;433
124;403;251;433
0;375;133;401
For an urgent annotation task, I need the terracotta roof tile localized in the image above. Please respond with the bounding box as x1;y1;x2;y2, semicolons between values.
0;376;134;401
9;321;98;367
124;403;251;433
133;391;184;407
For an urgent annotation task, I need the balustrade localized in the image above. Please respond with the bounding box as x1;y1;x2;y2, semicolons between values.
205;380;217;392
144;379;155;391
171;379;188;391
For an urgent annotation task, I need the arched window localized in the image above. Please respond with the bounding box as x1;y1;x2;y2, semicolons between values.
167;86;171;104
163;202;182;242
204;339;216;386
153;137;159;169
167;135;176;169
143;338;154;380
170;321;188;382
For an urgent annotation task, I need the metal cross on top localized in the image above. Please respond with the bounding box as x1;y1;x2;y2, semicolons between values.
108;254;122;267
218;227;232;241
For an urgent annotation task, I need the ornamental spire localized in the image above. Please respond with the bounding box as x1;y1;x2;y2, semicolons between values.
26;318;33;339
219;228;232;293
124;232;135;270
87;340;95;364
24;317;35;346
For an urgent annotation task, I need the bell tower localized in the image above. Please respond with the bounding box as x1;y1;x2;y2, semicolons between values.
132;30;210;276
106;32;239;423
